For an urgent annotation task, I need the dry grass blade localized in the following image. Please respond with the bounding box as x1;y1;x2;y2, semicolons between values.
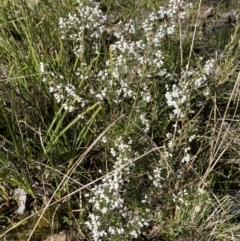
200;70;240;187
26;114;125;240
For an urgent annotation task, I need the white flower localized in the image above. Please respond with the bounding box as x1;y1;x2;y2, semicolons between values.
78;114;84;119
110;148;116;157
101;136;107;143
101;207;108;214
68;105;74;112
49;86;54;92
39;62;45;73
181;153;190;163
198;188;205;195
189;135;195;142
130;230;138;238
168;140;173;148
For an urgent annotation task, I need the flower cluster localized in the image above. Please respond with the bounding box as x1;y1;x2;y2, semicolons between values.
86;136;150;240
148;166;163;188
165;82;190;119
173;189;189;209
48;80;87;112
39;62;88;113
57;0;193;134
165;59;215;119
59;0;107;56
161;58;216;207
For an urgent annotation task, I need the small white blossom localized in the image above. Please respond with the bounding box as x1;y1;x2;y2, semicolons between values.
39;62;45;73
189;135;196;142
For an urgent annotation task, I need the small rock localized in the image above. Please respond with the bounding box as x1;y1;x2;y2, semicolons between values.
13;188;27;214
218;9;238;23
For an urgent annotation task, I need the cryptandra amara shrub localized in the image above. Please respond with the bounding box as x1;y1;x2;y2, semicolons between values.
40;0;217;240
